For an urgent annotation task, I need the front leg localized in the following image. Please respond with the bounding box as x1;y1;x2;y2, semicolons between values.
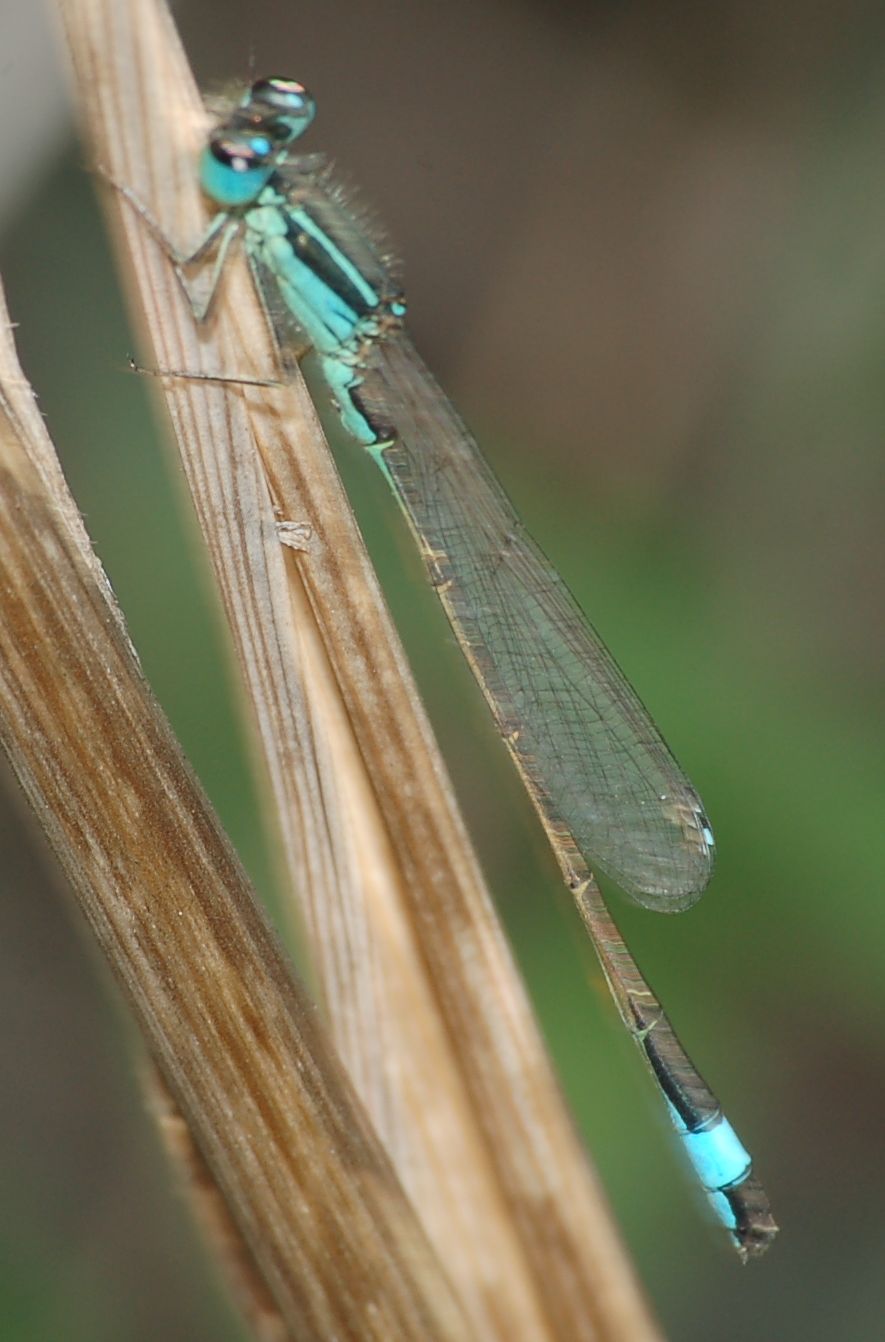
98;168;243;322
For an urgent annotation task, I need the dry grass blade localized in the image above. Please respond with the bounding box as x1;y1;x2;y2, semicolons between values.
0;285;471;1339
56;0;664;1337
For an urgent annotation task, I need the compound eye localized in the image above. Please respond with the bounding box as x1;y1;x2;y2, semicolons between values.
246;76;316;142
200;131;274;206
250;76;312;113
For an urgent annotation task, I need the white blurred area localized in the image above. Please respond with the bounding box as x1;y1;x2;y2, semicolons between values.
0;0;70;224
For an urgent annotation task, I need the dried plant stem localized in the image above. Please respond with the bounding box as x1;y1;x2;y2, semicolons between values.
56;0;664;1338
0;286;469;1339
144;1063;290;1342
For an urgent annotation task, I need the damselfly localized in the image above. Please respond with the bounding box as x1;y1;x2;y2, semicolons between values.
129;76;777;1258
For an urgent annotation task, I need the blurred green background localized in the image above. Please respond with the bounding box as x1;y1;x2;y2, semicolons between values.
2;0;884;1338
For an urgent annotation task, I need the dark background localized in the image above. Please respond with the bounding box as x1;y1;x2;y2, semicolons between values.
2;1;884;1338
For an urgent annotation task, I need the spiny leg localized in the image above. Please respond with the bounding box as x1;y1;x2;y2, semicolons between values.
97;167;244;321
127;354;283;391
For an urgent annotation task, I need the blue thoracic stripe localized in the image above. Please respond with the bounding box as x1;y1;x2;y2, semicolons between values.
286;206;382;318
273;237;362;349
247;197;375;352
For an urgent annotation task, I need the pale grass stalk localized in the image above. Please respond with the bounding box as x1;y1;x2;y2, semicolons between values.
0;282;469;1339
56;0;664;1337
